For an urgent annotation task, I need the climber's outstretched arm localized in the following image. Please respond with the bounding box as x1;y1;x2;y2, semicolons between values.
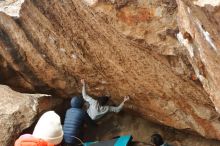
81;79;96;104
108;96;130;113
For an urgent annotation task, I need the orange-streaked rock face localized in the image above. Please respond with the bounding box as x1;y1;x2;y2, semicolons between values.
116;7;153;25
1;0;220;141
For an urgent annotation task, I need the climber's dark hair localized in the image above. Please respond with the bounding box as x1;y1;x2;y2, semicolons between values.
97;96;110;106
151;134;164;146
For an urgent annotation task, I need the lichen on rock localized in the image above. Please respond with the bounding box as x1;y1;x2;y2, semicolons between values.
0;0;25;17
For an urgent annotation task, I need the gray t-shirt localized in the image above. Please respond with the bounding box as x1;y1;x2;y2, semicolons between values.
82;84;124;120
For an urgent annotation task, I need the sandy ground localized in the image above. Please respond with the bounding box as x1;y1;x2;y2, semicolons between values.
84;111;220;146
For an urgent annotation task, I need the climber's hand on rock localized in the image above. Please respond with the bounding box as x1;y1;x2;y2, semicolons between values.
123;96;130;102
81;79;85;85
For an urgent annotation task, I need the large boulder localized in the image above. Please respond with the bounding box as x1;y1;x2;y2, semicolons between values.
0;85;62;146
1;0;220;141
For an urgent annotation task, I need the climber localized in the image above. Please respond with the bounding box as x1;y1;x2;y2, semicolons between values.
14;111;63;146
151;134;171;146
81;79;130;120
63;96;96;146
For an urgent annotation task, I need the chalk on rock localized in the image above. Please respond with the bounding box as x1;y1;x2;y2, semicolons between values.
83;0;98;6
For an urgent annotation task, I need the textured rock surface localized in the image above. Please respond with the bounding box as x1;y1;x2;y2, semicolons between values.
1;0;220;141
0;85;62;146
